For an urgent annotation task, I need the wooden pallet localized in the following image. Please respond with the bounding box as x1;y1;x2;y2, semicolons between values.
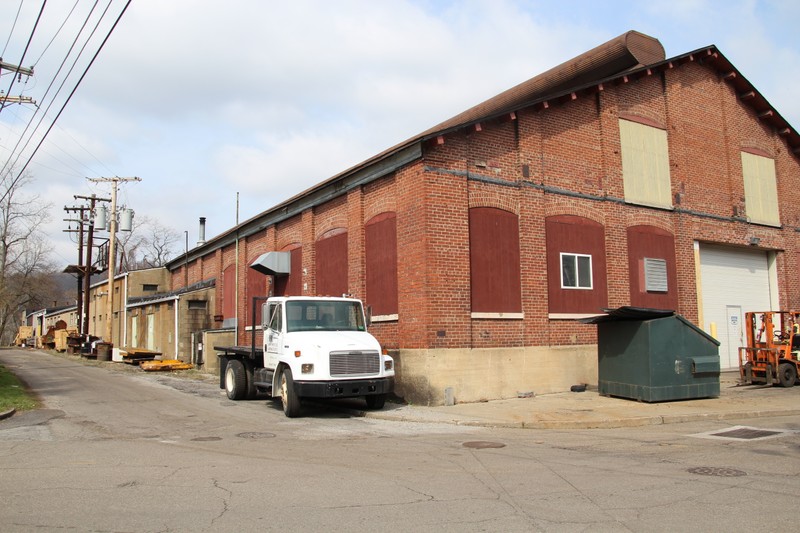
140;359;193;372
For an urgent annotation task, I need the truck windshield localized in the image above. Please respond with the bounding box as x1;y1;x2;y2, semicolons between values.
285;301;366;332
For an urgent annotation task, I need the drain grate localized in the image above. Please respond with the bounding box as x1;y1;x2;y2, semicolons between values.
688;466;747;477
712;428;782;440
462;441;506;449
237;432;276;439
191;436;222;442
691;425;795;442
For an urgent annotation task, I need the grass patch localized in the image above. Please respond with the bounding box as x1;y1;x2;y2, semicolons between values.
0;364;39;412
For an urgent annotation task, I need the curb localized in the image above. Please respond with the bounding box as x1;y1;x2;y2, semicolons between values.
0;408;16;421
361;407;800;430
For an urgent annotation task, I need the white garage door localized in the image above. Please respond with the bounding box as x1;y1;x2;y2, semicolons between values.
699;244;776;369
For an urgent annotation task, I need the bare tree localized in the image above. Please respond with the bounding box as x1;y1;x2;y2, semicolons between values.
0;169;55;343
116;215;181;272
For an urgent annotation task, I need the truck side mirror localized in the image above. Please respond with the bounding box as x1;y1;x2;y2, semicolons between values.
366;305;372;327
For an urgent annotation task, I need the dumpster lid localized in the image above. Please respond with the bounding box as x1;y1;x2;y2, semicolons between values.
582;306;720;346
580;306;675;324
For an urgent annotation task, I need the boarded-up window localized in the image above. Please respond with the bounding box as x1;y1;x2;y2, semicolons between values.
274;246;302;296
222;264;236;319
365;213;398;316
619;119;672;209
627;225;678;310
245;262;269;327
316;230;348;297
742;151;779;226
546;215;607;314
469;207;522;313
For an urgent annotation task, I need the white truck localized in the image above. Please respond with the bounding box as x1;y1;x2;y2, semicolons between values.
215;296;395;417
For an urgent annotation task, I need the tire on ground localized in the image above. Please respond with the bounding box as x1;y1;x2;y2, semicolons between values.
778;362;797;388
365;393;387;410
225;359;247;400
280;367;302;417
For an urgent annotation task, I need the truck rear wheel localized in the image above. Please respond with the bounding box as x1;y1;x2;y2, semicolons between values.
280;367;301;417
778;363;797;387
225;359;247;400
365;393;387;410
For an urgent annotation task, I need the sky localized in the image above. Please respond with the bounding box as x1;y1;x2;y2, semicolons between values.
1;0;799;271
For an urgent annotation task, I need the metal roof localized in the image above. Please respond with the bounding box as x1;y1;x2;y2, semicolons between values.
168;30;798;269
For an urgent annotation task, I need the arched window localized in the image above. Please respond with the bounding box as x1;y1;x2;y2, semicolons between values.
365;213;398;316
546;215;607;315
627;225;678;310
469;207;522;313
316;230;348;297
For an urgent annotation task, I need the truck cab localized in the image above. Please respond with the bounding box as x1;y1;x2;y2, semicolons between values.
217;296;395;417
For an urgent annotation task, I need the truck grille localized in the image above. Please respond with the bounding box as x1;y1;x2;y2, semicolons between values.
329;350;380;376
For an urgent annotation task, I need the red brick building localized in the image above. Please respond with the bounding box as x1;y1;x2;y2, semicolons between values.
168;31;800;405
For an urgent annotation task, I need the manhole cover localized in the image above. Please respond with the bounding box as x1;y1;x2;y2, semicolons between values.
237;432;276;439
462;441;506;449
712;428;782;440
687;467;747;477
191;436;222;442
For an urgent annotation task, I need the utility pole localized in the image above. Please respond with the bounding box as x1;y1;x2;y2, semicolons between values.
0;60;33;76
0;60;34;112
0;95;35;105
64;205;91;332
71;194;110;336
87;177;140;345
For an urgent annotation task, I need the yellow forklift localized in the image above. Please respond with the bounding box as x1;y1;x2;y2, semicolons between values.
739;311;800;387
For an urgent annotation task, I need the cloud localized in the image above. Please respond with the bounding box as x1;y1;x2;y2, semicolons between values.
1;0;798;271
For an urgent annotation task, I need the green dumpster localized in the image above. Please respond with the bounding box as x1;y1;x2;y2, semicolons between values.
584;307;720;402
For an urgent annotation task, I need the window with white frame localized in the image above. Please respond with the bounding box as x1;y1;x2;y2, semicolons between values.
561;253;592;289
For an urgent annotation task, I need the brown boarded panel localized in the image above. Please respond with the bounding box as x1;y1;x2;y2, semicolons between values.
366;213;398;316
221;264;236;319
546;215;607;314
316;231;348;297
469;207;522;313
274;246;303;296
627;225;679;310
245;264;269;326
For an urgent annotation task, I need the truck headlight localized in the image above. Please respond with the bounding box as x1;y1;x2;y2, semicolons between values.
301;364;314;374
384;359;393;371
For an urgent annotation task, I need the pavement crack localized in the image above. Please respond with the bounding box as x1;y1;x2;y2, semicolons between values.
210;478;232;526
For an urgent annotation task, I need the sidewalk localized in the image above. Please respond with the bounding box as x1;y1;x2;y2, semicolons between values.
363;372;800;429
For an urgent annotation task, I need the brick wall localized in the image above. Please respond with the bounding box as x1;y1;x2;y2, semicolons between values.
169;57;800;400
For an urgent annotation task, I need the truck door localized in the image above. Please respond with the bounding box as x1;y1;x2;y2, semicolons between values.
264;302;283;370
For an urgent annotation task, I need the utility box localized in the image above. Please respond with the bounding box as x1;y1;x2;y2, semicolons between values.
584;307;720;402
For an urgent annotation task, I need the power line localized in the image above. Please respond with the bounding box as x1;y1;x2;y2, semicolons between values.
0;0;105;179
1;0;45;111
1;0;25;58
32;0;83;68
1;0;132;204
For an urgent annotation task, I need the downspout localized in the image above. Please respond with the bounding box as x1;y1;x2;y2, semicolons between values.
235;192;240;343
122;273;128;347
174;295;180;360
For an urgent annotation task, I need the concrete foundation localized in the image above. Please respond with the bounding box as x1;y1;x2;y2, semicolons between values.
393;345;599;406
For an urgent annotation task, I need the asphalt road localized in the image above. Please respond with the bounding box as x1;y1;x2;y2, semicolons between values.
1;348;799;532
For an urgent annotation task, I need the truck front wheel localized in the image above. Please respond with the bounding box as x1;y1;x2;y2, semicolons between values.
365;393;387;410
225;359;247;400
280;367;301;417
